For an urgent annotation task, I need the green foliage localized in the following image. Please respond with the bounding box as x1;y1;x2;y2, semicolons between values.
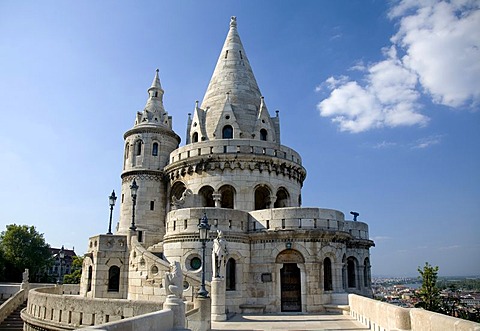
0;224;52;282
415;262;441;312
63;256;83;284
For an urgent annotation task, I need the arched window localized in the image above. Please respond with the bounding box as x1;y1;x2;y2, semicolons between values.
125;143;130;159
260;129;268;141
324;257;333;291
219;185;235;209
87;266;93;292
135;141;142;156
222;125;233;139
199;186;215;207
274;188;289;208
226;258;236;291
192;132;199;143
170;182;187;208
152;142;158;156
108;266;120;292
254;186;271;210
347;257;356;288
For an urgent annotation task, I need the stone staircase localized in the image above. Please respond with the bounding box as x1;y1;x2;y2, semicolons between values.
0;301;26;331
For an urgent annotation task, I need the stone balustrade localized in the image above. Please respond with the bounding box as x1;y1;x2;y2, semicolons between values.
349;294;480;331
22;286;164;330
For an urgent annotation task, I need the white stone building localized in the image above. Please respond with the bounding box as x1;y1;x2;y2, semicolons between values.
80;16;374;315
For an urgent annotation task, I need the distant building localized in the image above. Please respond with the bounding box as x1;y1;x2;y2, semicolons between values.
47;246;76;283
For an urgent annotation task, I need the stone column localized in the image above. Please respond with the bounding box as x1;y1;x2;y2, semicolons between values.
211;278;227;321
333;263;344;292
164;295;186;329
212;193;221;207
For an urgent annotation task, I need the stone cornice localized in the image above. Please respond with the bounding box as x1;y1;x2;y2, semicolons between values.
124;125;181;142
164;154;307;185
121;170;164;183
248;229;353;244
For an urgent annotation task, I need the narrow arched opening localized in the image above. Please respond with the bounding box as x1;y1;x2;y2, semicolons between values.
108;266;120;292
274;187;289;208
226;258;236;291
222;125;233;139
323;257;333;291
347;257;357;288
199;186;215;207
219;185;235;209
254;185;271;210
152;142;159;156
192;132;199;143
260;129;268;141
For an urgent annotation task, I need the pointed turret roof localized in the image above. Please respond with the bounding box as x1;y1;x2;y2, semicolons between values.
201;17;265;139
136;69;169;127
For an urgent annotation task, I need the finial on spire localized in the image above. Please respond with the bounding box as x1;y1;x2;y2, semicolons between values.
230;16;237;28
156;68;159;73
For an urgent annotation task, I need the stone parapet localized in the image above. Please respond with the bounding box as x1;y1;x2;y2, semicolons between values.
22;286;163;330
349;294;480;331
167;139;302;167
76;309;174;331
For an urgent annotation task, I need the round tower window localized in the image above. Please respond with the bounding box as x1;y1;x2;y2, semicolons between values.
225;115;230;120
151;265;159;274
190;257;201;270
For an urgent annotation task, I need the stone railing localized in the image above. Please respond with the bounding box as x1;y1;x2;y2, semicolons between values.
76;309;174;331
349;294;480;331
169;139;302;166
22;286;164;330
0;288;26;324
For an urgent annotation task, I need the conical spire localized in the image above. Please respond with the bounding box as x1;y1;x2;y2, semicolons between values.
201;17;264;139
136;69;169;127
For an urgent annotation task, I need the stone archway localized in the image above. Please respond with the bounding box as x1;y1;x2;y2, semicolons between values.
276;250;305;312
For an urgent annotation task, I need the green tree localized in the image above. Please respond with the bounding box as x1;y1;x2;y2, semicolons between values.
0;224;52;282
63;256;83;284
415;262;441;312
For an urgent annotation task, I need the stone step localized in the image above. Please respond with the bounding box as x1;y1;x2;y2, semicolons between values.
0;302;26;331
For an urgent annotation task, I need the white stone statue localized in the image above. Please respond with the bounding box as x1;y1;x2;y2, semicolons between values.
22;269;29;283
165;261;183;298
212;230;228;278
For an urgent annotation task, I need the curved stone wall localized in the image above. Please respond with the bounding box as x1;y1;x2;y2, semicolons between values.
22;286;163;330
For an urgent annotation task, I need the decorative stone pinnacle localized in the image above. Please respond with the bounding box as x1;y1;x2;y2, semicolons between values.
156;68;159;73
230;16;237;27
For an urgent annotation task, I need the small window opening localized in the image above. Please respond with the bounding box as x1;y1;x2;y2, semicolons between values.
152;142;158;156
138;231;143;242
136;141;142;156
192;132;199;143
260;129;268;141
154;91;158;98
108;266;120;292
225;50;229;59
266;220;270;229
239;50;243;59
222;125;233;139
150;201;155;210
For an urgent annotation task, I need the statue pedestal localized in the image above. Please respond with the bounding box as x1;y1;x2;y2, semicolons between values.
164;295;186;329
211;277;227;321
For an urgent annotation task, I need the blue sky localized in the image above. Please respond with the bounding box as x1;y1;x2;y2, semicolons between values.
0;0;479;277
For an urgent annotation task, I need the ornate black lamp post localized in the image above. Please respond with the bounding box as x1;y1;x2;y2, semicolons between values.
197;213;211;298
57;245;65;284
107;190;117;234
130;179;139;231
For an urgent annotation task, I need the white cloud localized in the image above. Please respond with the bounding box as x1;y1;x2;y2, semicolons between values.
412;135;443;149
373;141;397;149
317;0;480;133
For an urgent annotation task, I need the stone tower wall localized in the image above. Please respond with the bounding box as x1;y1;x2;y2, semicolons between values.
118;127;179;248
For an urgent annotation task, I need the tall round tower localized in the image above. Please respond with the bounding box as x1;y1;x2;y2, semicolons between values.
164;17;306;212
118;70;180;248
